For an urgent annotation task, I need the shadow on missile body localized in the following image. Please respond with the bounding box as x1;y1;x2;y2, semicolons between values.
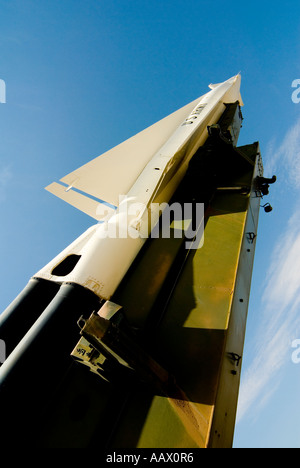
0;101;276;448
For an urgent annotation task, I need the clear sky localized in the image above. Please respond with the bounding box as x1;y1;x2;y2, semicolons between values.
0;0;300;448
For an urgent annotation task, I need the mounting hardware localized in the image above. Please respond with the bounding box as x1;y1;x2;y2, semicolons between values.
261;202;273;213
256;175;277;196
72;309;175;392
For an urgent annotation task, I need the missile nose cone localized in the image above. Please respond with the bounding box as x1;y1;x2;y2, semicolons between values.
228;73;241;86
221;73;243;106
235;74;242;91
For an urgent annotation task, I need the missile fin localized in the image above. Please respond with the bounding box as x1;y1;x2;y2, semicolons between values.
47;95;206;208
209;82;223;89
45;182;116;221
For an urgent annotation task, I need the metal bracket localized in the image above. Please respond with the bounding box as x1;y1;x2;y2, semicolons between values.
71;302;175;392
71;336;111;382
255;175;276;197
216;186;250;195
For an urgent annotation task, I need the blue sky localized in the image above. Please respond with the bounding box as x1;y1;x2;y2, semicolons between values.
1;0;300;448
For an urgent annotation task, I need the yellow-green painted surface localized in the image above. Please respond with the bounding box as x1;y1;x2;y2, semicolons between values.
109;150;262;448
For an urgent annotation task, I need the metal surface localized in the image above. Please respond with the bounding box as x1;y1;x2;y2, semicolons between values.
39;76;243;302
0;81;273;448
105;146;262;448
62;142;263;448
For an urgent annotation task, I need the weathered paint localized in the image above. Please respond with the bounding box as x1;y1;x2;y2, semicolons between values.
108;147;262;448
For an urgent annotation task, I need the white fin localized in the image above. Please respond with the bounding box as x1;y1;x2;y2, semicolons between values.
209;82;222;90
45;182;116;221
46;94;206;212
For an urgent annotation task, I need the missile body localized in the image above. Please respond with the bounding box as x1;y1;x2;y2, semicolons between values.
0;75;246;444
35;75;243;302
0;74;272;448
0;75;243;362
0;278;60;358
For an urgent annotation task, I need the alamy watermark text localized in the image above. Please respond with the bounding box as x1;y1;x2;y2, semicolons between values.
96;197;204;250
291;339;300;364
0;79;6;103
291;79;300;103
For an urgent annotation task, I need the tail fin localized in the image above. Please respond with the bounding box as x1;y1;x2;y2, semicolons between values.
46;93;206;218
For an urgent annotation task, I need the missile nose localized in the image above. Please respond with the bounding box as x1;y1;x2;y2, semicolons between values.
226;73;241;83
222;73;243;106
227;73;241;86
234;73;242;87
